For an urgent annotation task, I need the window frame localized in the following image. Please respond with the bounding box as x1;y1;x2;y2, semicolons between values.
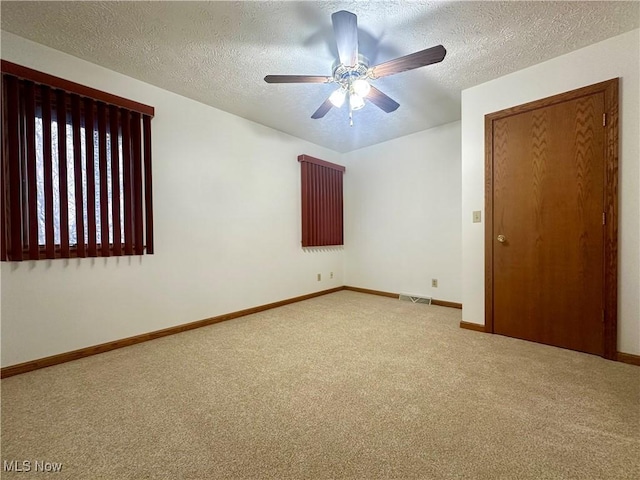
298;154;345;248
1;60;155;261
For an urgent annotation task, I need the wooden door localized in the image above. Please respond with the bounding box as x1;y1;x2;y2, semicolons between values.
485;79;619;358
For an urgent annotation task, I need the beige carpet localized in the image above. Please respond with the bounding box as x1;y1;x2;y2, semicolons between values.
1;291;639;479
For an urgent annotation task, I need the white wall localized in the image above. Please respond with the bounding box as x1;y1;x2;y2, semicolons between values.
461;29;640;355
0;32;345;367
4;28;638;366
343;122;461;303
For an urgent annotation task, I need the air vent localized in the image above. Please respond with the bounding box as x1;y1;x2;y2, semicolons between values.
399;294;432;305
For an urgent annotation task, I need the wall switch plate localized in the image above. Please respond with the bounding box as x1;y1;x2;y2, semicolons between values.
317;273;321;281
432;279;438;288
330;272;334;279
473;211;482;223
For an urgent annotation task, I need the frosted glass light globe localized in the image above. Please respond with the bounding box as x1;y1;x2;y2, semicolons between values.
349;93;365;110
329;88;346;108
352;79;371;97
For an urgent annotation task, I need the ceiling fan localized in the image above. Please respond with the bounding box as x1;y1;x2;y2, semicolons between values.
264;10;446;125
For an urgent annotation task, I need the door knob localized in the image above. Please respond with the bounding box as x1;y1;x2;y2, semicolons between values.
497;235;506;243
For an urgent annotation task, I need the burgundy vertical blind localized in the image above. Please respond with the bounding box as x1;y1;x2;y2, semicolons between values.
298;154;345;247
1;60;155;261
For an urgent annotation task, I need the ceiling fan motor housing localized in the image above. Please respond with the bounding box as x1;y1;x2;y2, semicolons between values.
332;54;371;83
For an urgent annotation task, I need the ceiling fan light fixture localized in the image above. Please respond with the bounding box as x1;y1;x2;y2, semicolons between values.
264;10;447;122
349;92;365;110
329;88;347;108
352;78;371;97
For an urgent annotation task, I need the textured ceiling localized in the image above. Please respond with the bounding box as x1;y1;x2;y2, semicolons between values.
1;1;638;152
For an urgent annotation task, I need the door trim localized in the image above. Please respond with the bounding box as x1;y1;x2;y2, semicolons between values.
484;78;619;359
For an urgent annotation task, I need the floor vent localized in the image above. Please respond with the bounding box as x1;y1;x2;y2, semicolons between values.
399;294;432;305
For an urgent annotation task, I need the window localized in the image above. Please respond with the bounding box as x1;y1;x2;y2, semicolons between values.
298;154;345;247
1;61;154;261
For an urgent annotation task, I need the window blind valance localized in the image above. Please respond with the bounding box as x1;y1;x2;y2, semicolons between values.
1;60;154;116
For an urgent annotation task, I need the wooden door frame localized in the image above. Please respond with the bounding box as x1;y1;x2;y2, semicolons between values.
484;78;619;360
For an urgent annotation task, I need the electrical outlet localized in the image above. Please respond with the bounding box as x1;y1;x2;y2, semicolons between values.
473;211;482;223
432;279;438;288
330;272;334;279
317;273;321;281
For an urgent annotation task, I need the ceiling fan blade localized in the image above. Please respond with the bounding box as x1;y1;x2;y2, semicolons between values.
367;86;400;113
264;75;332;84
371;45;446;78
311;97;333;119
332;10;358;66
